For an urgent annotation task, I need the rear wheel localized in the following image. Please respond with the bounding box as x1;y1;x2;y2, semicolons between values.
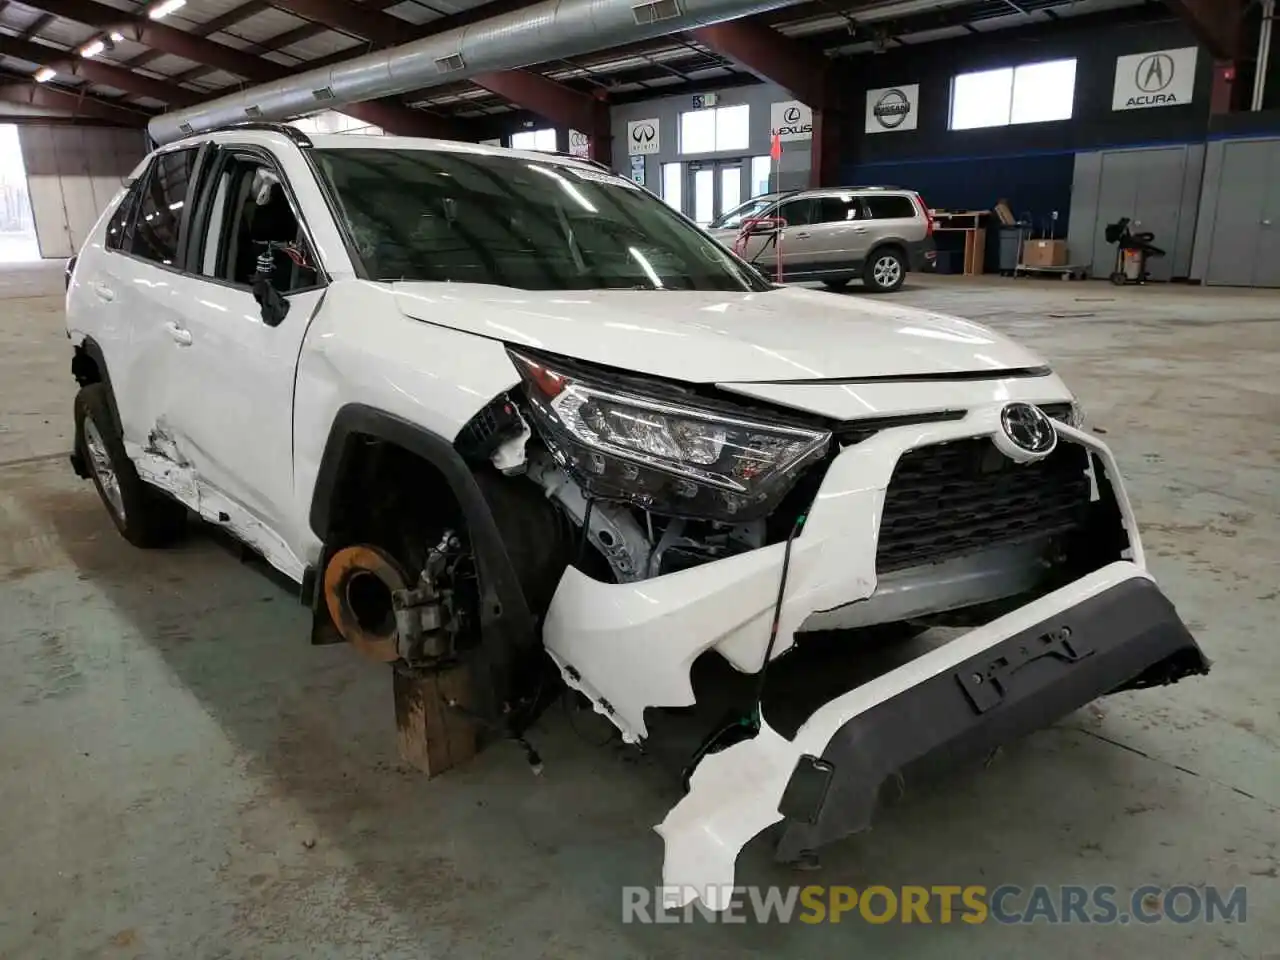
74;384;186;547
864;249;906;293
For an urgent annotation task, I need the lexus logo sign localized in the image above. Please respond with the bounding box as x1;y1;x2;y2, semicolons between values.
864;83;919;133
770;100;812;141
627;118;660;155
1113;46;1197;110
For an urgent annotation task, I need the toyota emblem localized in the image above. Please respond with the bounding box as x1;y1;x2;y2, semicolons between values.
994;402;1058;463
873;89;911;129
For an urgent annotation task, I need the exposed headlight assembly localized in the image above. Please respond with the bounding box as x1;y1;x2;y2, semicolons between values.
509;350;831;522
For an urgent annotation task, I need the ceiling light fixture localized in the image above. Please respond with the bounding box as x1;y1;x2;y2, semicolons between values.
147;0;187;20
80;39;106;58
110;32;125;42
34;67;56;82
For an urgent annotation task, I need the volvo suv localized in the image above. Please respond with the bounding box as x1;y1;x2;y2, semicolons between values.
708;186;936;293
64;126;1205;911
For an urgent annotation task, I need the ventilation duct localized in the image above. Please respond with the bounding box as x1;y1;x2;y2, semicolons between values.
149;0;808;144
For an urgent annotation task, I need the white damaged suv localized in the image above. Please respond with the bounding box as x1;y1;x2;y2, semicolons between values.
65;125;1208;909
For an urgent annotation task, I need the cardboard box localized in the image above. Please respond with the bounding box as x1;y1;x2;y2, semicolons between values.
1022;239;1068;267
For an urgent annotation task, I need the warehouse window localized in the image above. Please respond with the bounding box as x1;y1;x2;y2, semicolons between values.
511;127;557;152
291;111;383;135
950;58;1077;130
679;104;749;154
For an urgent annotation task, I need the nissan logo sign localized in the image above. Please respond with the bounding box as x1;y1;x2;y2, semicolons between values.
631;123;656;143
1135;53;1175;92
873;89;912;128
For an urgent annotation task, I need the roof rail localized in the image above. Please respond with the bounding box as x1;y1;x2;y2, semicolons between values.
191;121;314;148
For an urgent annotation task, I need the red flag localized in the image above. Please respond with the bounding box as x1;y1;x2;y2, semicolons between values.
770;133;782;161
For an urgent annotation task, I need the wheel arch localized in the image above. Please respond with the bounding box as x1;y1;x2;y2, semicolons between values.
71;336;123;435
308;403;537;655
867;238;909;268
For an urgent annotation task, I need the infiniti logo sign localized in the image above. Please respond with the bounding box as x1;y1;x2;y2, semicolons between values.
627;117;660;155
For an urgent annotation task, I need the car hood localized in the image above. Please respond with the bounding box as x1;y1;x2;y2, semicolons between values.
389;282;1046;384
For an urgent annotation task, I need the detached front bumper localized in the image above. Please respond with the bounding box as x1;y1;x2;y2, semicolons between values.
775;573;1207;863
657;563;1209;911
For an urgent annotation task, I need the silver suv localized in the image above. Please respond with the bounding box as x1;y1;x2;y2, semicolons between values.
708;186;935;293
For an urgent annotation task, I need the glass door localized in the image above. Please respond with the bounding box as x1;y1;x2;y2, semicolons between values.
692;167;715;225
686;160;747;225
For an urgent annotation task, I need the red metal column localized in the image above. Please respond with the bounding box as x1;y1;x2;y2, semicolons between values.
1164;0;1246;60
692;20;830;110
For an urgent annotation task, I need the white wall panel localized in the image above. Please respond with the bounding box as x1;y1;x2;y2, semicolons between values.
18;125;147;259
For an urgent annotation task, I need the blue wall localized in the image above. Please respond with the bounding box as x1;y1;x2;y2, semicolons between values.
836;11;1213;269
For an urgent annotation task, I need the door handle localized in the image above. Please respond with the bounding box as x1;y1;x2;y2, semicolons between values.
90;282;115;302
853;226;868;233
794;231;811;239
164;321;193;346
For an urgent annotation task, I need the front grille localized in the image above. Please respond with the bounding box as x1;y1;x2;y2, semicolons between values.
876;438;1091;573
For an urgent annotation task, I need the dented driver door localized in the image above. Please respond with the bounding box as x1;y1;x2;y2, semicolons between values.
148;144;326;574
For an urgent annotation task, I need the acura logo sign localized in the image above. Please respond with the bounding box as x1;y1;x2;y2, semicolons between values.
873;89;911;128
993;402;1058;463
1135;53;1175;93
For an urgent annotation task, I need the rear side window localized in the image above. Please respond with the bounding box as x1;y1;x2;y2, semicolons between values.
776;198;815;227
128;148;199;267
105;181;141;251
813;196;862;224
862;195;918;220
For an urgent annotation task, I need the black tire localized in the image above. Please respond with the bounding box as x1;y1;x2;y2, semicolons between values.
864;249;906;293
822;278;850;292
74;384;186;548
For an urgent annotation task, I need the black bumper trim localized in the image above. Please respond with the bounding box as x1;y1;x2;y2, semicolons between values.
775;576;1209;862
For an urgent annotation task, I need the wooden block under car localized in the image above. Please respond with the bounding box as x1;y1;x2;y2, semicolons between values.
394;662;477;776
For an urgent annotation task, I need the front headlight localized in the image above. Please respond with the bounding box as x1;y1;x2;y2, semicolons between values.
509;350;831;522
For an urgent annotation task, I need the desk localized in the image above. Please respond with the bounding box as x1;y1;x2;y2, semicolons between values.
932;210;988;276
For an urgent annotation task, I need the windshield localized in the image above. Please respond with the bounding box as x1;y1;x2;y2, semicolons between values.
709;196;779;230
315;148;771;292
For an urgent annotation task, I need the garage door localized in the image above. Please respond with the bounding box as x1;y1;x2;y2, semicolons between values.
18;125;147;259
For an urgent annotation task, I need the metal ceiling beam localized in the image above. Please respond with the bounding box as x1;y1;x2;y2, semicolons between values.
125;0;272;70
16;0;461;137
1163;0;1246;60
263;0;609;139
0;80;150;124
692;19;830;108
0;33;201;105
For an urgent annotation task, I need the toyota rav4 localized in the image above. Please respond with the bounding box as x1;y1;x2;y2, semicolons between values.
64;126;1208;910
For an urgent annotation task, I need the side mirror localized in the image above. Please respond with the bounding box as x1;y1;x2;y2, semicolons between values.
253;276;290;327
739;216;786;238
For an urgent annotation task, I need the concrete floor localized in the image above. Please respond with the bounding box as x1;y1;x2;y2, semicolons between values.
1;262;1276;958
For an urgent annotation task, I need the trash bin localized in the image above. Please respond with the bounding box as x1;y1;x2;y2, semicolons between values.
998;225;1028;273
